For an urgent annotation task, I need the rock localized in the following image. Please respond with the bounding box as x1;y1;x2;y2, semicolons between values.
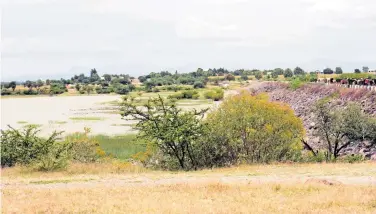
309;122;315;129
371;154;376;161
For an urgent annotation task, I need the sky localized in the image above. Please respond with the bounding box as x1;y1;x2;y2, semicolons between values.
1;0;376;81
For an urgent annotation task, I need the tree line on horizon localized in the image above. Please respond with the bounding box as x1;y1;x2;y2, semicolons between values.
1;66;374;96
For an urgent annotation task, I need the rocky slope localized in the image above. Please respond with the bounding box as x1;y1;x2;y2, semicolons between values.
252;82;376;159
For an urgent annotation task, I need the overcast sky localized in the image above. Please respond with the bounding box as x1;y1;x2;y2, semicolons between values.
1;0;376;81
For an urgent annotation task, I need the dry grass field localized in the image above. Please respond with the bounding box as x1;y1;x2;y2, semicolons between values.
2;162;376;213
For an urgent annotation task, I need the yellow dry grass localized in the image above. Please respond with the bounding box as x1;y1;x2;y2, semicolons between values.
3;182;376;213
318;74;339;79
2;162;376;213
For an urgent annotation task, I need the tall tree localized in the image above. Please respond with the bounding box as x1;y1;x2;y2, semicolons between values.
36;79;44;88
323;68;334;74
354;69;361;73
310;101;376;161
103;74;112;82
273;68;284;75
362;66;369;73
24;80;34;89
335;67;343;74
293;67;305;75
283;68;293;78
9;81;16;91
90;68;100;83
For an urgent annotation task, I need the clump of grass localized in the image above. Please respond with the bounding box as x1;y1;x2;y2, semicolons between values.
17;121;28;124
69;117;104;121
92;134;146;160
272;184;282;192
99;100;120;106
49;121;67;125
111;124;133;127
23;124;42;128
103;111;122;114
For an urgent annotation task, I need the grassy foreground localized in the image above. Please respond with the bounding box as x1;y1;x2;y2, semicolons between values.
2;162;376;213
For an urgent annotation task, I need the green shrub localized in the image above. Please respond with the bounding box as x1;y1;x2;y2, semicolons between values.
23;89;39;95
1;89;12;95
193;81;205;89
49;83;66;94
168;93;184;100
289;78;303;90
225;74;235;81
168;90;199;100
32;141;72;171
116;85;130;95
255;72;263;80
201;92;304;166
341;154;365;163
240;75;248;81
120;95;208;170
204;88;224;101
65;128;103;163
302;151;327;163
0;126;67;170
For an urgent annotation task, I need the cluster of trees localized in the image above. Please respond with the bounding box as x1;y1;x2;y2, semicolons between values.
3;65;373;96
2;89;375;172
121;91;375;170
1;68;137;96
1;79;67;96
121;92;304;170
71;69;136;95
138;70;210;91
322;66;371;74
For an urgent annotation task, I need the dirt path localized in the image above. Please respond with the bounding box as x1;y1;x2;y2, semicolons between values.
3;173;376;190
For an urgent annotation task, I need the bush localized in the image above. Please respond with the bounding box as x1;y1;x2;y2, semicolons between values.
32;141;72;171
255;72;263;80
302;151;326;163
341;154;365;163
168;90;199;100
201;92;304;166
240;75;249;81
1;89;12;95
289;78;303;90
204;88;224;101
23;89;39;95
0;126;69;170
49;83;66;94
225;74;235;81
65;128;103;163
152;87;160;93
193;81;205;89
96;87;111;94
116;85;130;95
120;95;208;170
309;102;376;161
